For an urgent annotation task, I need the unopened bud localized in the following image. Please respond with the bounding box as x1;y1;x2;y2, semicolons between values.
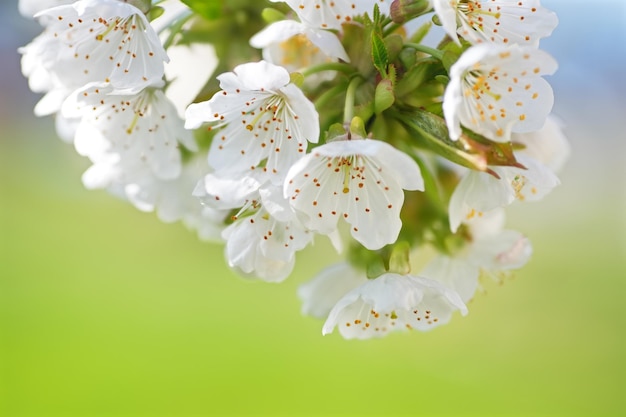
390;0;431;24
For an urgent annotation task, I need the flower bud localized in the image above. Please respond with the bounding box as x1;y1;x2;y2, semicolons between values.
390;0;431;24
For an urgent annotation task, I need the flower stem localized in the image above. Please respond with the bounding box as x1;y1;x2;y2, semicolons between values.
403;43;444;61
314;82;348;111
344;76;363;124
301;62;355;78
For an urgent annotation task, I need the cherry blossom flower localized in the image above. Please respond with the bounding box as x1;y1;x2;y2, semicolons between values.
185;61;319;184
422;209;532;302
62;83;197;188
432;0;558;47
513;115;570;174
443;44;557;142
271;0;392;30
284;138;424;250
20;0;168;114
322;273;468;339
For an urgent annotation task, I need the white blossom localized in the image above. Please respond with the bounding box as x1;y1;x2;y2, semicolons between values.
250;20;349;66
322;273;468;339
20;0;168;114
513;115;570;174
284;139;424;250
443;44;557;142
432;0;557;47
62;83;197;189
272;0;392;30
185;61;319;184
422;209;532;302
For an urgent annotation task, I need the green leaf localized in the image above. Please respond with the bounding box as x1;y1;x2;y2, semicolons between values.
399;110;488;171
181;0;222;20
399;110;522;171
343;23;373;76
371;31;389;76
442;50;459;73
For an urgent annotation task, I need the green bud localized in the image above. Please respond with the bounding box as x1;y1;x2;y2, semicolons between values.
289;72;304;87
374;79;395;114
349;117;367;139
388;241;412;275
325;123;348;142
261;8;286;24
390;0;432;24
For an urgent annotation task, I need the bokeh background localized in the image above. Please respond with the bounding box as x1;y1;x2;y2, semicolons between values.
1;1;624;416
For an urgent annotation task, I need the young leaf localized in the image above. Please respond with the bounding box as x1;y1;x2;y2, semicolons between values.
371;32;389;76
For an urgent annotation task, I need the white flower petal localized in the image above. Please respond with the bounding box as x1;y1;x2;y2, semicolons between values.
274;0;392;30
513;115;570;174
444;44;557;142
322;273;467;339
285;139;423;250
30;0;168;94
421;256;480;303
297;262;368;319
433;0;558;47
185;61;319;182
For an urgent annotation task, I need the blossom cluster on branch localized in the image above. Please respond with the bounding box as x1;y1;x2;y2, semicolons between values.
19;0;569;340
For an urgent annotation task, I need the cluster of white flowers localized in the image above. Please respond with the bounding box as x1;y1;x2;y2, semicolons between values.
20;0;568;340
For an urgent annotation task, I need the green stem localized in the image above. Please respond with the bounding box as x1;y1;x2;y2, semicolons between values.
301;62;355;78
314;82;347;111
383;22;401;37
403;43;444;61
344;76;363;124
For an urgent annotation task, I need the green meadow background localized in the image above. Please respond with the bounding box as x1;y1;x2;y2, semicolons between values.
1;1;624;416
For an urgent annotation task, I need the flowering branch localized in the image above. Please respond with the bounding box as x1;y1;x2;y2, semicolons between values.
18;0;567;341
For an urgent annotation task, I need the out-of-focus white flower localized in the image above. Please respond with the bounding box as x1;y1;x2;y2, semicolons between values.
18;0;74;19
422;209;532;302
513;115;570;174
448;154;559;232
272;0;392;30
185;61;319;184
250;20;349;66
20;0;168;114
432;0;557;47
284;138;424;250
443;44;557;142
322;273;467;339
62;83;196;188
298;262;368;319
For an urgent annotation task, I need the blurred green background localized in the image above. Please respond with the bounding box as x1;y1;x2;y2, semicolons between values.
1;1;624;416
